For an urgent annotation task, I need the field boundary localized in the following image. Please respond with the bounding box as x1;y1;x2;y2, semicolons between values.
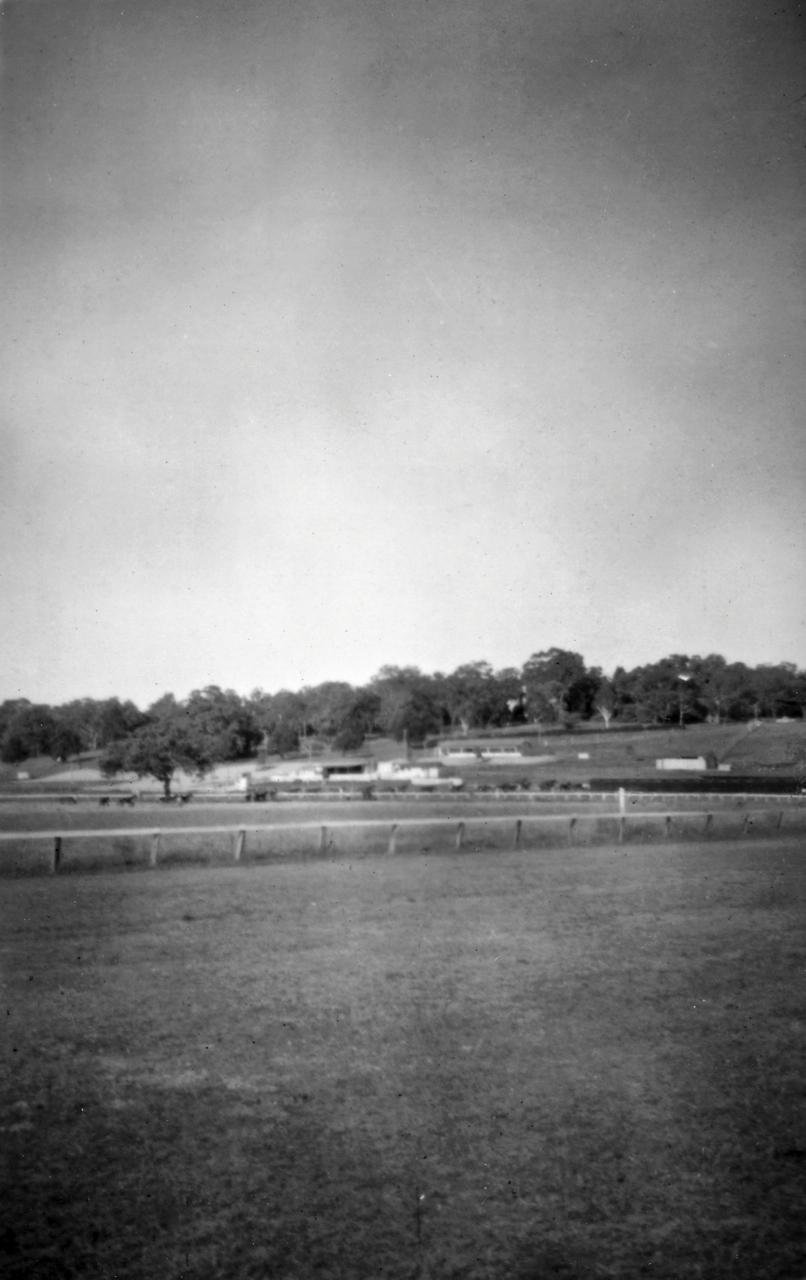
1;787;804;806
1;806;804;875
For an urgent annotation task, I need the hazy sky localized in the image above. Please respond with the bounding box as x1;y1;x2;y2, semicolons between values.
2;0;804;706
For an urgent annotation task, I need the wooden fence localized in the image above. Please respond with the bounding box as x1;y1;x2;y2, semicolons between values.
1;787;804;807
0;806;800;875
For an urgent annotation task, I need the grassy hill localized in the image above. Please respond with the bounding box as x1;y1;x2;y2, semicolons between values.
441;720;805;789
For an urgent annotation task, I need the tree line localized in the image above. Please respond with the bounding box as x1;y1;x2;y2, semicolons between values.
2;650;804;776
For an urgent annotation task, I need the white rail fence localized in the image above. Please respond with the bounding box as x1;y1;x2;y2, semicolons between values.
0;806;801;875
1;787;804;809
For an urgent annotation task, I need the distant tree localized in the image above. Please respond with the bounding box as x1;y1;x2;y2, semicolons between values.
100;704;214;799
50;714;84;761
185;686;261;759
566;668;600;719
492;668;526;724
439;661;508;733
721;663;760;721
751;663;804;720
97;698;148;747
334;689;381;750
50;700;97;754
0;699;29;742
688;655;731;723
266;722;300;757
609;667;638;722
386;688;443;745
302;682;358;738
521;649;588;725
250;688;307;755
294;682;380;750
1;703;57;763
371;667;428;735
373;665;425;685
332;722;367;752
621;656;702;726
593;675;616;729
0;697;146;764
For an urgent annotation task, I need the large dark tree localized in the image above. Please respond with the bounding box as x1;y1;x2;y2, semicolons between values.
1;703;57;763
100;704;215;798
97;698;148;747
494;668;527;724
751;663;804;720
369;667;443;744
439;661;510;733
521;649;588;725
330;689;381;751
249;688;307;756
687;655;732;723
386;688;443;745
49;699;98;753
185;686;261;759
301;682;358;739
49;714;85;761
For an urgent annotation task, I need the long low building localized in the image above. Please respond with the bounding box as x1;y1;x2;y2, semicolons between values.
435;739;526;763
248;757;462;789
655;755;727;772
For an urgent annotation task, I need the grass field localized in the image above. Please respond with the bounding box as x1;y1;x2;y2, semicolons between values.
2;837;805;1279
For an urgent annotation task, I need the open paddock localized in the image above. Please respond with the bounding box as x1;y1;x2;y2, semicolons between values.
2;837;804;1279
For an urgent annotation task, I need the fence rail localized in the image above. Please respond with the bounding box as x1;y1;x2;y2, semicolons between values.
1;787;804;807
0;806;801;875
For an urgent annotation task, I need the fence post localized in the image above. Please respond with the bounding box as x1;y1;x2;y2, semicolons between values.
618;787;626;815
388;824;398;856
704;812;713;837
150;831;161;867
455;821;465;849
665;815;673;839
568;816;576;846
513;819;522;849
742;814;751;835
234;828;246;863
777;810;784;832
51;836;62;874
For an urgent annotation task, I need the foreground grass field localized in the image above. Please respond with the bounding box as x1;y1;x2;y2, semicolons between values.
2;839;805;1279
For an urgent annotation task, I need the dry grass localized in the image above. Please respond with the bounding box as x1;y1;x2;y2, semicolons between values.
2;839;805;1278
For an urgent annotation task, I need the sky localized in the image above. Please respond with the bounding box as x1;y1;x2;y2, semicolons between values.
2;0;805;707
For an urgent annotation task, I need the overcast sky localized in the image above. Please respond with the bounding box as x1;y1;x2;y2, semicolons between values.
2;0;804;707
